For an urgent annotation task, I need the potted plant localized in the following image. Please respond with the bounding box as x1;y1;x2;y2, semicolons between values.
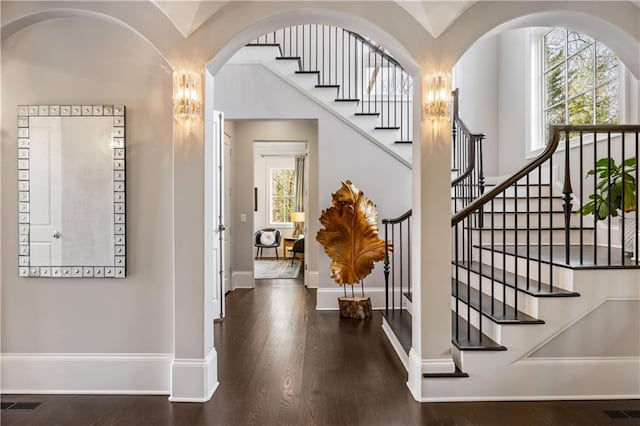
579;157;637;255
316;180;387;319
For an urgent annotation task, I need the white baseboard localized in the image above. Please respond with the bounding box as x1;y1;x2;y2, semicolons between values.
316;287;403;310
231;271;253;289
0;353;172;394
169;348;218;402
307;270;319;288
381;318;408;371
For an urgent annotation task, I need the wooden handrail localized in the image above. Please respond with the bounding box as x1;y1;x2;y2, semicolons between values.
382;209;412;224
451;124;640;227
451;88;485;188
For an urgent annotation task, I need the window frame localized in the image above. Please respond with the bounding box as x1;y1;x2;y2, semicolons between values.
268;166;295;227
528;27;626;157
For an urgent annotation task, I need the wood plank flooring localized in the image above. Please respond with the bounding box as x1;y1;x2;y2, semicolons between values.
2;278;639;425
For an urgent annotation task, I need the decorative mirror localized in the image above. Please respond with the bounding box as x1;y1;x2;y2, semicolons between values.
17;105;126;278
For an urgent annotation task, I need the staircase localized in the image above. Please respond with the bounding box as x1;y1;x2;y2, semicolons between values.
231;25;413;164
381;95;640;397
443;124;640;399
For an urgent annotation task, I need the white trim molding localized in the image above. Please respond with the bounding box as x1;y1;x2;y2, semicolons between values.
231;270;253;289
0;353;172;394
406;349;423;401
306;270;319;289
169;348;218;402
381;318;409;371
315;287;404;311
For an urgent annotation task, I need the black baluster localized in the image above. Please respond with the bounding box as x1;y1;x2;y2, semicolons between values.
607;131;612;265
384;222;389;315
622;131;627;265
580;131;584;265
526;174;530;290
563;128;573;265
455;225;460;342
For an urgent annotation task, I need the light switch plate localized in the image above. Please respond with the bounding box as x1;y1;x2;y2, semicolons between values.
240;213;247;223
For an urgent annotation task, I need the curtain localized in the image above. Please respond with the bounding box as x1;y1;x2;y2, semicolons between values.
293;155;305;213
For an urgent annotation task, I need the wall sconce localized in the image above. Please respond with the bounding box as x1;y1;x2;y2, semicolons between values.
424;73;451;120
173;70;201;120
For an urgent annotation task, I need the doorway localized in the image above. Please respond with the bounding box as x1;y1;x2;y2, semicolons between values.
253;140;308;282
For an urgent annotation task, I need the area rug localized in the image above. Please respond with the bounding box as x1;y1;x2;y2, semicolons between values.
254;259;302;279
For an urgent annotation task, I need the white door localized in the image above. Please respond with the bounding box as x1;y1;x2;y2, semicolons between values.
223;134;232;293
212;111;226;320
29;117;63;265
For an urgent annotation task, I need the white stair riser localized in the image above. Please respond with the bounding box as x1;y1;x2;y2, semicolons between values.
229;46;281;63
403;294;413;315
476;212;582;228
497;185;552;197
451;298;502;343
474;248;552;283
453;269;540;317
268;58;300;75
482;197;563;212
289;73;320;90
468;229;595;245
476;249;575;292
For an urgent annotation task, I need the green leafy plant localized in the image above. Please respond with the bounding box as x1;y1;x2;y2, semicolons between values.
579;157;637;220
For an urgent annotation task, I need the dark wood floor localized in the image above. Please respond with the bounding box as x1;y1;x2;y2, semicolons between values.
2;278;639;425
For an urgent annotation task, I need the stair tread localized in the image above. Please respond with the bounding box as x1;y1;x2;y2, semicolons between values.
423;365;469;378
476;244;640;269
316;85;340;88
276;56;301;60
375;126;401;130
395;140;413;144
451;279;544;324
403;291;412;302
354;112;380;116
451;313;506;351
335;98;360;102
453;261;580;297
295;70;320;74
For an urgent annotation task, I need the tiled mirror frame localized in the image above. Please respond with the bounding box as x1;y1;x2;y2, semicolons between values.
17;104;127;278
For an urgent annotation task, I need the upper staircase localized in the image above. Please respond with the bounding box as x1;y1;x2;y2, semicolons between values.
230;25;413;164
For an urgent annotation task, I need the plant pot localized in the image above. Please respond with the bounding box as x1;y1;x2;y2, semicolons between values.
338;296;372;319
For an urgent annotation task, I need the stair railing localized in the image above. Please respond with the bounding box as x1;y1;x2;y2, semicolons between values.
249;25;413;143
451;124;640;347
451;88;485;213
383;209;412;315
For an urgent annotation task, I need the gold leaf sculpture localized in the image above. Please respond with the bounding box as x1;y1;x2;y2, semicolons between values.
316;180;386;285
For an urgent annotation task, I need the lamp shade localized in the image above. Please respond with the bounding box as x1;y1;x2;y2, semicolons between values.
290;212;305;222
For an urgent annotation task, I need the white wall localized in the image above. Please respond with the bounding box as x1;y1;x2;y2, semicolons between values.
216;63;412;307
454;27;640;178
452;35;500;176
1;17;173;391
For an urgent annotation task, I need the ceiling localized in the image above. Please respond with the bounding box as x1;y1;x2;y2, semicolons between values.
152;1;478;39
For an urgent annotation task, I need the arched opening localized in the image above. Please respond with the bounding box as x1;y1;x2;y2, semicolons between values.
202;10;423;403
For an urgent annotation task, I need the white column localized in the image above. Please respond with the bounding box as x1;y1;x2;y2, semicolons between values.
169;69;218;402
407;74;455;402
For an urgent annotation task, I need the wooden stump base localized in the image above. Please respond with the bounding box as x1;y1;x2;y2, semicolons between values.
338;296;373;319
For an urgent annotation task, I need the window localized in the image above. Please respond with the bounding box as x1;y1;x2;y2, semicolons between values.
269;168;295;225
542;28;620;139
